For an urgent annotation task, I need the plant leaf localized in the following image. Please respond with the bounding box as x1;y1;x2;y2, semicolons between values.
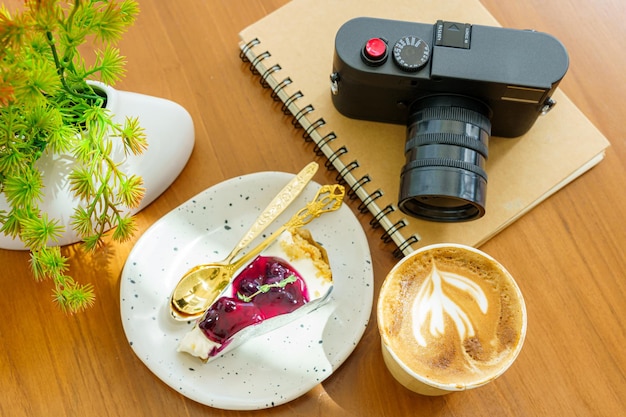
20;212;63;250
120;116;147;156
111;214;137;242
68;167;95;201
118;174;144;208
95;45;126;84
69;205;94;238
30;246;68;281
2;167;43;208
52;279;96;313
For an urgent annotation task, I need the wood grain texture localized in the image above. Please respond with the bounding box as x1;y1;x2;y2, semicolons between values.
1;0;624;416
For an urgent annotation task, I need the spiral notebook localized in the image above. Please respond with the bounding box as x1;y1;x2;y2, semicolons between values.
238;0;610;257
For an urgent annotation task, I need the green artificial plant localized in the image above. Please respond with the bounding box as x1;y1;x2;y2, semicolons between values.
0;0;146;312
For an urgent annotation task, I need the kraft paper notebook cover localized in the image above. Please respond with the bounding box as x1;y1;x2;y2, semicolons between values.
238;0;610;256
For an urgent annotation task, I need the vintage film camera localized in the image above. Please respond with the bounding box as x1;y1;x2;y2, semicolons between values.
330;17;569;221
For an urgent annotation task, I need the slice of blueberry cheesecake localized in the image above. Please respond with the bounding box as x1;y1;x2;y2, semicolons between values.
177;228;333;362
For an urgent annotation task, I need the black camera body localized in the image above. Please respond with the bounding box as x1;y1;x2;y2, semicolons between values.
330;17;569;221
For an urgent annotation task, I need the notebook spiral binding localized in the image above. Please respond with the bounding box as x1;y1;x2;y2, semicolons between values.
240;37;419;257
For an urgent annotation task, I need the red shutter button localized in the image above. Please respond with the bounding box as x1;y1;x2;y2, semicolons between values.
361;37;388;66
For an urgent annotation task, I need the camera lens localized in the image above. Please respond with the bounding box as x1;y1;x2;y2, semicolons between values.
399;95;492;222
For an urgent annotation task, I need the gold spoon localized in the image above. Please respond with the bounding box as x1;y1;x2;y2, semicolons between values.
168;162;318;320
169;183;345;321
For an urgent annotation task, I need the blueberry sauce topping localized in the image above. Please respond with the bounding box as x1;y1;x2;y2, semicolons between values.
198;256;309;354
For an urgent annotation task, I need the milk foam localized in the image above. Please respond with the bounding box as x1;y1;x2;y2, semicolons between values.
411;263;488;347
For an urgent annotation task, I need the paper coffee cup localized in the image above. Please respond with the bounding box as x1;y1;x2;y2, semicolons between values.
377;243;527;395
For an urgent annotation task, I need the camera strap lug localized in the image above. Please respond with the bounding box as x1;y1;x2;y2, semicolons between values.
330;72;340;95
541;97;557;115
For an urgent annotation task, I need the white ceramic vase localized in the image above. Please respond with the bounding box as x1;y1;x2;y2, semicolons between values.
0;82;195;250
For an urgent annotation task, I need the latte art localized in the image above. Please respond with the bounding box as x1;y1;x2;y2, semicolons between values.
412;264;488;347
378;245;526;390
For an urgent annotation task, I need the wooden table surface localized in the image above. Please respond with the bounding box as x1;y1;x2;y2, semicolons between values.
1;1;624;416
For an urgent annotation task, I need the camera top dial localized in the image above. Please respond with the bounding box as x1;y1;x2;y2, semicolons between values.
392;36;430;72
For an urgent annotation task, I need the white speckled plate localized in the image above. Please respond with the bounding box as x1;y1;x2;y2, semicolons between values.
120;171;373;410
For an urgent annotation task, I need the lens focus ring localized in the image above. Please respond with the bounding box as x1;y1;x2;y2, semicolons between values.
405;132;489;158
402;157;488;180
409;105;492;135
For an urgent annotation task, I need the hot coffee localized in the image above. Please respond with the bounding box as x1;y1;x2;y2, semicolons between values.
377;244;527;394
